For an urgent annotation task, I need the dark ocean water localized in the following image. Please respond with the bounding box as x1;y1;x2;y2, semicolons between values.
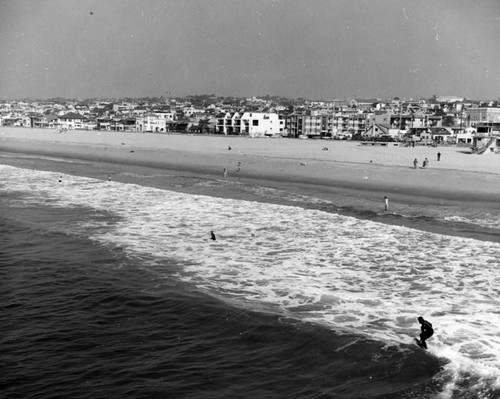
1;160;500;398
1;204;444;399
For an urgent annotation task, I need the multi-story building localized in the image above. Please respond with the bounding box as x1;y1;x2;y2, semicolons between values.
468;107;500;132
468;107;500;153
217;112;282;137
98;117;135;131
286;110;324;138
216;112;242;135
240;112;282;137
58;112;88;130
287;109;370;138
135;112;172;132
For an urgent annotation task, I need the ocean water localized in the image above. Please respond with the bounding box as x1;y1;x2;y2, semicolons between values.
1;162;500;399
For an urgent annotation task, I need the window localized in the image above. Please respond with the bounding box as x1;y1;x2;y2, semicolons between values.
253;120;259;126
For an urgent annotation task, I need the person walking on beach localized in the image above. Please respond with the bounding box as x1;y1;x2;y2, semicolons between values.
413;158;418;169
384;196;389;212
236;162;241;179
423;158;429;168
416;316;434;349
437;152;441;161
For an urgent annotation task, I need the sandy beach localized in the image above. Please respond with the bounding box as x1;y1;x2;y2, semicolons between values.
1;127;499;210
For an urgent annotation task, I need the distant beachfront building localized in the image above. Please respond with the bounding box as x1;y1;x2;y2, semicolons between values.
369;110;442;133
135;112;173;132
364;124;400;140
286;111;323;138
22;112;46;128
241;112;283;137
97;117;135;131
217;112;282;137
468;107;500;154
58;112;87;130
456;127;475;146
335;112;368;136
286;110;368;138
216;112;242;135
419;127;454;145
468;107;500;130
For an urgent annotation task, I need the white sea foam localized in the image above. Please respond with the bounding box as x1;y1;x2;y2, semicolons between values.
2;164;500;391
444;213;500;231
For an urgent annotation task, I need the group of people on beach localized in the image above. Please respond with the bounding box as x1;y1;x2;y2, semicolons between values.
223;162;242;180
413;152;441;169
413;157;429;169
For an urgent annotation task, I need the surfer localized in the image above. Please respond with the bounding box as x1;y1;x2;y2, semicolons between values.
416;316;434;349
210;231;216;241
384;196;389;212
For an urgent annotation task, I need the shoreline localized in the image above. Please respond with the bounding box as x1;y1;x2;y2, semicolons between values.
1;128;499;210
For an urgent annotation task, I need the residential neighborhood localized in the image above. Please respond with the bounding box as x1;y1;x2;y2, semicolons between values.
1;94;499;153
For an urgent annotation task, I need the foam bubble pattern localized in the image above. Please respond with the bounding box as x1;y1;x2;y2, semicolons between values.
2;166;500;377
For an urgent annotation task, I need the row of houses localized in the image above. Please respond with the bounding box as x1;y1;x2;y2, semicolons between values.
1;98;500;151
2;111;212;134
293;106;499;143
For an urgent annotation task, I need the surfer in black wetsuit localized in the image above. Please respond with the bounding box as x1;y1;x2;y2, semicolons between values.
417;316;433;349
210;231;216;241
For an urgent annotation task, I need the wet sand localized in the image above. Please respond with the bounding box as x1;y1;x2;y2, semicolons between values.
0;127;499;209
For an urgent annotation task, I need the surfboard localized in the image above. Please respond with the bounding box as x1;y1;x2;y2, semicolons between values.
414;338;426;349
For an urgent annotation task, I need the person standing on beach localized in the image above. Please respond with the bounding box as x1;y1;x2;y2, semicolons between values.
413;158;418;169
416;316;434;349
384;196;389;212
223;168;228;179
437;152;441;161
423;158;429;168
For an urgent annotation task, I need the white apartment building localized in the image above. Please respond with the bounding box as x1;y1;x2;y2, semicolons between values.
217;112;282;137
135;112;173;132
240;112;282;137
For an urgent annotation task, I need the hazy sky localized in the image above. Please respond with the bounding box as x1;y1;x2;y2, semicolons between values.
1;0;499;100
